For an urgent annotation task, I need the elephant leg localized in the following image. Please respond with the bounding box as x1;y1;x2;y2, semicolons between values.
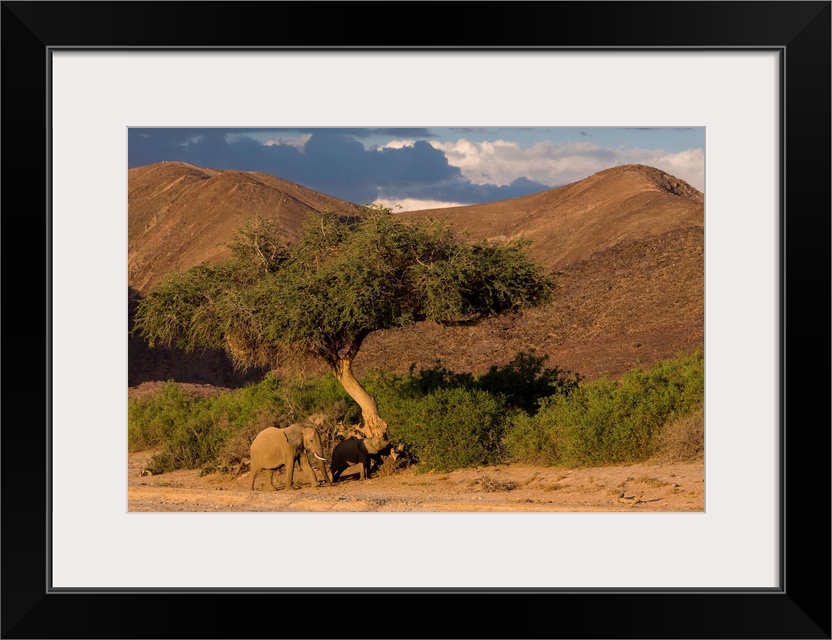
359;452;368;480
266;469;278;491
250;466;259;491
319;463;332;486
286;457;298;490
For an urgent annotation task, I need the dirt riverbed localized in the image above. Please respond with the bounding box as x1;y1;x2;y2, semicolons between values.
128;449;704;513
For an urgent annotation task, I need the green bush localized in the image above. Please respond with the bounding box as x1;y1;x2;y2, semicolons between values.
128;382;238;474
128;350;702;476
382;350;579;413
504;350;704;467
128;373;362;474
380;387;509;472
476;350;580;413
128;382;205;452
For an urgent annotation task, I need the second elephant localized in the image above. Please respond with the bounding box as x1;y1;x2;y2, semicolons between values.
250;424;333;491
330;436;390;482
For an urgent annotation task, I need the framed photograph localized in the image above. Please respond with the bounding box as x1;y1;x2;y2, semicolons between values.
4;1;829;638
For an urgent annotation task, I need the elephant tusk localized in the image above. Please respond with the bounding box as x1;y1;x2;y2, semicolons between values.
312;453;327;461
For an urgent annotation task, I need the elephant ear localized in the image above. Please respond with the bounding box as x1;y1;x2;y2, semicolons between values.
283;426;304;450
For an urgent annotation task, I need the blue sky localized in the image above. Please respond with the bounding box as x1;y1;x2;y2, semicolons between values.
129;127;704;212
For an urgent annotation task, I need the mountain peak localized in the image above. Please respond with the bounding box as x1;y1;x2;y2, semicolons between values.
585;164;703;202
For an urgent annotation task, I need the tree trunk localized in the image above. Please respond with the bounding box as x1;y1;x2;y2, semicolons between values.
332;357;388;439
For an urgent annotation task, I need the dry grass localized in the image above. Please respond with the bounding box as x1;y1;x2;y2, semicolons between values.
374;454;407;478
633;476;670;487
469;476;519;492
657;405;704;462
520;472;541;487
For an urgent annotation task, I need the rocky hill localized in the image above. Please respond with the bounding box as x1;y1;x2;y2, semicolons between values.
128;162;704;387
404;163;703;270
128;162;360;295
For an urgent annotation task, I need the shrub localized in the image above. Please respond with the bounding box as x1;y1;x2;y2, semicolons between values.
382;350;579;413
129;351;703;476
475;350;581;413
657;404;705;461
142;403;235;475
128;373;360;474
128;381;198;452
504;350;704;467
381;387;508;472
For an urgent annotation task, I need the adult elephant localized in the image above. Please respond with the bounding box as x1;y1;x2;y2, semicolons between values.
249;424;333;491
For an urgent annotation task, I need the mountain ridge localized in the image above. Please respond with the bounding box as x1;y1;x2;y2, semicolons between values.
128;161;361;294
402;163;703;270
127;161;704;385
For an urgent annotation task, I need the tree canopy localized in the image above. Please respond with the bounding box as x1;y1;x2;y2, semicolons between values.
133;205;556;438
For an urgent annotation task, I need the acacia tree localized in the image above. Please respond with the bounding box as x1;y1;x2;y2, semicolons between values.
133;205;555;439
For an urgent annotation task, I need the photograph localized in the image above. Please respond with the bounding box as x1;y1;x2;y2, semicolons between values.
127;126;707;513
3;0;828;637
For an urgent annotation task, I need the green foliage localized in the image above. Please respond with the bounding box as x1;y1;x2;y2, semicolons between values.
128;382;199;452
362;351;578;472
384;350;579;413
128;374;361;474
131;265;235;353
129;352;703;475
225;215;290;278
380;387;509;472
133;206;555;371
476;351;581;413
128;382;238;474
503;350;704;467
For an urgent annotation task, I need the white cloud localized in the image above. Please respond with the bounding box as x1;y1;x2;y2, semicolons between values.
372;197;467;212
377;139;416;150
262;133;312;151
430;138;705;191
648;148;705;191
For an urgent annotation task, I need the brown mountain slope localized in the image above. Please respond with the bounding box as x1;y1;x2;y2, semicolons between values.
354;225;703;381
128;162;360;294
128;162;703;386
404;164;703;270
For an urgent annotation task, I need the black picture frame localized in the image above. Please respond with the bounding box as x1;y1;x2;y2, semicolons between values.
3;2;829;638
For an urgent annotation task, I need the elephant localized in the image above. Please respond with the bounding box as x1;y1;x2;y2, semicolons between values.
330;436;390;482
249;424;333;491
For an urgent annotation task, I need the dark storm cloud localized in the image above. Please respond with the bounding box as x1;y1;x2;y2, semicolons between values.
128;128;437;168
294;137;463;203
372;142;459;184
129;129;457;203
128;128;553;206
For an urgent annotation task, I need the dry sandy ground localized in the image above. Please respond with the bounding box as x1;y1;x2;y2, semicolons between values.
128;450;704;513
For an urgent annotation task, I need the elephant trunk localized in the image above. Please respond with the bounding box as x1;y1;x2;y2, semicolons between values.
317;461;333;486
308;450;333;486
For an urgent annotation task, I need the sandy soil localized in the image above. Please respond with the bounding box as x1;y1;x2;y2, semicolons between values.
128;449;704;513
